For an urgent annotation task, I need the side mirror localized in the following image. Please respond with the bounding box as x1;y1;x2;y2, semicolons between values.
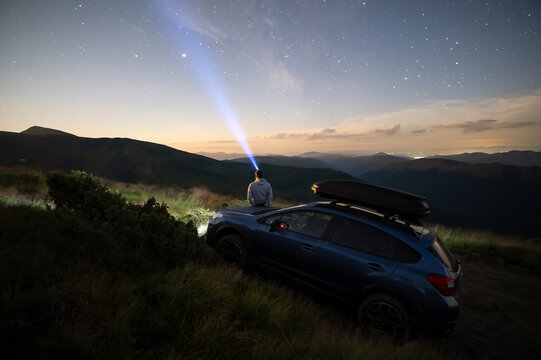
270;220;289;232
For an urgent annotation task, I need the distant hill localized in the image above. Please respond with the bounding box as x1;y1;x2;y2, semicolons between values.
0;129;356;202
232;153;411;177
196;151;246;161
363;159;541;237
21;126;76;137
317;153;412;177
429;151;541;168
230;155;330;169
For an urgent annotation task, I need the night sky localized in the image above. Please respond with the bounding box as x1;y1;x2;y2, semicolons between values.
1;0;540;156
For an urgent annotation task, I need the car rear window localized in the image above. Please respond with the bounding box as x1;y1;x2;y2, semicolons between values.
329;217;396;260
429;237;458;271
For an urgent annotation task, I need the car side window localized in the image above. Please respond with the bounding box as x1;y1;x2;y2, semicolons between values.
262;214;281;226
280;211;332;239
329;217;396;260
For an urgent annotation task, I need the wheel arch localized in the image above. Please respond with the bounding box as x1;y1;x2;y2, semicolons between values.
353;284;421;326
211;225;249;248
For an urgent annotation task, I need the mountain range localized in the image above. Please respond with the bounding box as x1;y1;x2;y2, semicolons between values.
0;127;355;202
427;151;541;167
232;151;541;237
231;153;412;177
231;151;541;177
362;159;541;237
2;126;540;237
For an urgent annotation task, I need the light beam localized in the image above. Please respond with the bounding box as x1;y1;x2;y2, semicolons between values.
157;1;259;170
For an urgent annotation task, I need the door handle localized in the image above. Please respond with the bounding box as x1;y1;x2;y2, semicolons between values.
367;263;385;272
301;243;315;251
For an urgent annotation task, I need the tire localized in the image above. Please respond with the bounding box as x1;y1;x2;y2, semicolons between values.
216;234;248;267
358;293;413;341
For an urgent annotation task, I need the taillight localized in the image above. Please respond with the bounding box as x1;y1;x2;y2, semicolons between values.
427;274;455;296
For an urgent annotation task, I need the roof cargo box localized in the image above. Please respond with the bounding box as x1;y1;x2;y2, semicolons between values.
312;180;430;221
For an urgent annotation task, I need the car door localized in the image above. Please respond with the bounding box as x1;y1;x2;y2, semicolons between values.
254;210;332;280
312;216;397;299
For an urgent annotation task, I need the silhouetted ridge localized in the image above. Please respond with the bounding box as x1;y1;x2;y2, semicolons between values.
232;153;411;177
429;151;541;167
21;126;76;137
0;130;356;201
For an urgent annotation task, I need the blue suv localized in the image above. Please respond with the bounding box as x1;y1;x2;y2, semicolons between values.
206;180;462;340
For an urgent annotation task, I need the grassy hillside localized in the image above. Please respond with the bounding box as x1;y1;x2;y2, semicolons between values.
0;130;356;202
2;169;541;358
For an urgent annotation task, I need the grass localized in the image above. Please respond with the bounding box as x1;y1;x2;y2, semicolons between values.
0;167;49;209
114;184;219;234
433;225;541;276
0;192;48;209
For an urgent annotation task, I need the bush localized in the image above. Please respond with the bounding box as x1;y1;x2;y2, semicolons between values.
47;171;125;221
46;171;214;271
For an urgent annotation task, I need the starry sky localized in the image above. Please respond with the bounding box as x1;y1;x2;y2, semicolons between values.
1;0;540;157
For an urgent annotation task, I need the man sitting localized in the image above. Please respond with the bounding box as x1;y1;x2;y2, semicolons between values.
247;169;273;207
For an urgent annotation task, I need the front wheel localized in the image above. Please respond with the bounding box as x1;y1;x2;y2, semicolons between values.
216;234;248;267
358;293;413;341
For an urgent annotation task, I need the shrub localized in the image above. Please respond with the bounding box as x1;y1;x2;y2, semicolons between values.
47;171;125;221
46;172;214;271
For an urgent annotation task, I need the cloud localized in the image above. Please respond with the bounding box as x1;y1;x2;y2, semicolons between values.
259;124;400;141
260;129;335;140
207;140;238;144
244;91;541;154
342;90;541;130
499;121;536;129
433;119;536;133
373;124;400;135
307;128;337;140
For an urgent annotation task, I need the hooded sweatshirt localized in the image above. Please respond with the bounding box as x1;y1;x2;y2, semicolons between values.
247;178;273;206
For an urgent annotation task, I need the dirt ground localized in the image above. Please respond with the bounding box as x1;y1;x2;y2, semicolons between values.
442;261;541;359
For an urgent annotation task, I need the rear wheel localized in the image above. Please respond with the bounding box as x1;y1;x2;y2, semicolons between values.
216;234;248;267
358;293;413;341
